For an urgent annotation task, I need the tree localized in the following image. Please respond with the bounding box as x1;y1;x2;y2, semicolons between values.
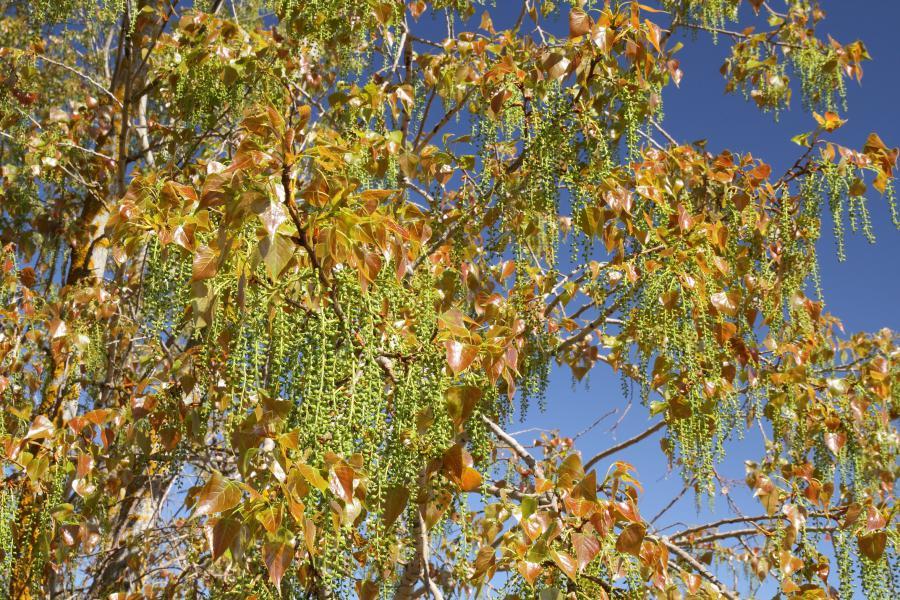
0;0;897;597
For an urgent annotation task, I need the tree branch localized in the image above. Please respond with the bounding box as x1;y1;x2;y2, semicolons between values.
480;415;536;469
659;537;740;600
583;420;665;471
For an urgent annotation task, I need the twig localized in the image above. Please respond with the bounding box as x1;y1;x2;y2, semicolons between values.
583;420;665;471
650;479;693;526
35;54;123;107
414;87;475;152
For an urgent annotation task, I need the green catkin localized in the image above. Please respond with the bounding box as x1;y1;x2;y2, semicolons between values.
861;555;891;600
792;46;847;113
886;179;900;229
27;0;125;25
835;530;855;600
0;488;18;597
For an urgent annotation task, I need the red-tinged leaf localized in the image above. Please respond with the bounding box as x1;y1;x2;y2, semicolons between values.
521;513;547;541
557;453;584;490
572;533;600;571
208;517;241;561
569;8;593;38
676;203;693;232
645;20;662;54
683;571;702;594
858;531;887;560
472;546;496;580
574;470;597;502
304;517;317;555
358;580;379;600
778;551;803;577
382;486;409;528
445;340;477;375
200;172;227;208
615;523;646;557
263;541;293;588
824;431;845;455
710;291;738;316
254;199;288;236
814;111;845;132
667;59;683;87
191;244;219;282
329;463;356;503
517;561;542;586
72;477;96;498
25;415;54;440
194;472;242;517
550;549;578;581
49;318;67;339
161;180;197;206
866;506;887;531
782;503;806;533
288;497;305;522
424;490;453;529
443;444;473;475
172;225;195;252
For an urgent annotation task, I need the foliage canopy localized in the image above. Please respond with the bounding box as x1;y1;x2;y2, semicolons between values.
0;0;897;598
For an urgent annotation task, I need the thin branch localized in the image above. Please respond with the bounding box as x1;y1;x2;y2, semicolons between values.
671;512;832;541
414;87;475;153
673;22;801;50
583;420;665;471
35;54;123;107
688;526;835;545
649;479;693;526
62;141;114;161
659;537;740;600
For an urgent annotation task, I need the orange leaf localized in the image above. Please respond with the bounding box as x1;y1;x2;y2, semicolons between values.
858;531;887;561
445;340;477;375
569;8;593;38
615;523;646;557
572;532;600;571
550;549;578;581
191;244;219;282
207;517;241;561
194;472;242;517
262;541;293;588
382;486;409;528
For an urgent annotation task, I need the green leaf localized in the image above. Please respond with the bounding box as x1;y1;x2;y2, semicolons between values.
445;385;482;429
257;233;294;280
297;463;328;493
